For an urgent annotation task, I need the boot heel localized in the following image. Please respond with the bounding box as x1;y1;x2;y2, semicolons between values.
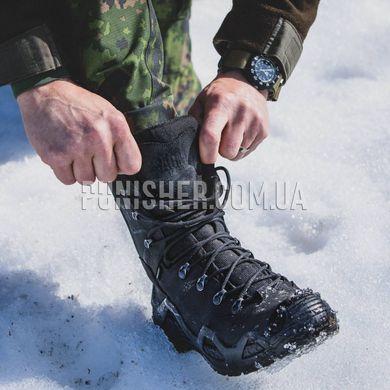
151;286;193;353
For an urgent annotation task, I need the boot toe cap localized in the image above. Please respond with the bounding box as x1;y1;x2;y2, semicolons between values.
267;291;339;355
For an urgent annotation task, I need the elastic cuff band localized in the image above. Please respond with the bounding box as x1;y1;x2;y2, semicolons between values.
125;102;177;132
11;67;70;98
214;13;303;82
0;25;63;86
262;18;303;81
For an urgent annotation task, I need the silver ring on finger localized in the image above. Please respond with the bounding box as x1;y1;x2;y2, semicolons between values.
238;145;250;154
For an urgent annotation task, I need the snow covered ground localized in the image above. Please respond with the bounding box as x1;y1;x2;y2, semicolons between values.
1;1;390;389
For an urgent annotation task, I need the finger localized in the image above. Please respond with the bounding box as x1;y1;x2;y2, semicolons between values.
114;133;142;175
234;115;268;160
231;144;251;161
242;123;259;150
73;157;96;184
52;163;76;185
93;145;118;183
108;111;142;176
231;130;258;161
219;123;245;160
199;107;228;164
219;106;248;160
244;133;267;158
244;119;269;158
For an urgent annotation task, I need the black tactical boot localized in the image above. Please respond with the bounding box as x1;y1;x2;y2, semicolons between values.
112;116;338;376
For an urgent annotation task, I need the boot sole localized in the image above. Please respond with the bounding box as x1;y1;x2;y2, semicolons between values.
151;285;338;376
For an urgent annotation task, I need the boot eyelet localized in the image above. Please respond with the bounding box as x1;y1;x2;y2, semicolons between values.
131;211;139;220
231;297;244;314
178;263;190;279
213;289;227;305
144;239;153;249
196;274;208;291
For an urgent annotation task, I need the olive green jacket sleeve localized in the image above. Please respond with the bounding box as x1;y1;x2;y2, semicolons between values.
214;0;320;81
0;0;320;95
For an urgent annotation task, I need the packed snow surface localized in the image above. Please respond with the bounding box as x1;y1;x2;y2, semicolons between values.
1;1;390;389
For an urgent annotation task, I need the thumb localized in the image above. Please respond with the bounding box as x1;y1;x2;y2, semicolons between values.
114;128;142;175
189;95;204;124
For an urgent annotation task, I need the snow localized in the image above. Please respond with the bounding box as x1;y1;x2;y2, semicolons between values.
1;0;390;388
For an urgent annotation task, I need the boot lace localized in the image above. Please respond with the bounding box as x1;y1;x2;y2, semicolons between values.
134;167;284;314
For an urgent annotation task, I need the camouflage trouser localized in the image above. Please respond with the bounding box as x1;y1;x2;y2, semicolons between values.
69;0;201;131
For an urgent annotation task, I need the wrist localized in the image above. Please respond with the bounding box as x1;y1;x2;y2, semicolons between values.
216;70;269;100
16;78;73;106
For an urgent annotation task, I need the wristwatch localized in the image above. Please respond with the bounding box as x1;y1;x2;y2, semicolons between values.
218;49;285;101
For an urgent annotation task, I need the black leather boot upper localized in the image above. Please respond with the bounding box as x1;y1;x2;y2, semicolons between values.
111;116;338;373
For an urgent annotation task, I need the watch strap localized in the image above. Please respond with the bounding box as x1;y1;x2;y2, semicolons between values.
269;74;284;101
218;49;251;70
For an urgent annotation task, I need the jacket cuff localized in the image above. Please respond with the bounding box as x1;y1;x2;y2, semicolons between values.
11;67;70;98
214;13;303;82
0;25;63;86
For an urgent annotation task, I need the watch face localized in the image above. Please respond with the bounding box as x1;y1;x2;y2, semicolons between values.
250;56;279;87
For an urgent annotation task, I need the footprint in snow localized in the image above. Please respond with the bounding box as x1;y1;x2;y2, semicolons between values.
258;210;340;255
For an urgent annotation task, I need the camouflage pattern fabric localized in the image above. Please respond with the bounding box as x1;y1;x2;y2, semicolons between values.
152;0;201;115
66;0;200;131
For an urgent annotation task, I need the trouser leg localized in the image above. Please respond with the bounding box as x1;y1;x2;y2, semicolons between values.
65;0;176;131
64;0;200;127
152;0;202;115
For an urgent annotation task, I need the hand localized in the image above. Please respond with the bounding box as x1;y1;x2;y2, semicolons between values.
190;70;269;164
17;80;141;185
